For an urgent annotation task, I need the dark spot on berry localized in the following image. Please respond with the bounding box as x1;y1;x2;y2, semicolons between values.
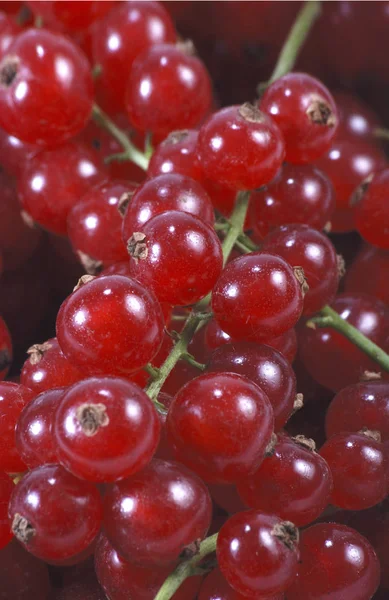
0;56;19;87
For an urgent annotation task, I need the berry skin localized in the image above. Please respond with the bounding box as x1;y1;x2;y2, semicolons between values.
103;458;212;565
54;377;160;483
0;471;14;549
15;387;65;469
354;168;389;249
27;1;112;32
249;163;335;239
18;141;105;236
334;91;382;142
196;103;285;190
319;431;387;510
0;382;35;473
326;380;389;442
126;43;212;136
0;315;12;380
212;252;304;342
199;567;285;600
261;224;339;315
299;293;389;392
345;245;389;305
68;180;137;271
0;538;51;600
121;173;215;240
260;72;338;164
217;510;299;597
207;342;296;430
128;210;223;307
8;464;103;562
237;434;333;527
166;372;274;484
147;129;203;182
56;275;165;376
286;523;380;600
0;29;94;146
20;337;84;395
92;1;176;113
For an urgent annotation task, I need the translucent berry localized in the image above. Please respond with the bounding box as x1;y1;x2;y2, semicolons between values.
0;382;34;473
345;245;389;305
334;91;381;142
199;567;284;600
56;275;165;376
147;129;203;181
354;168;389;249
27;1;112;32
196;103;285;190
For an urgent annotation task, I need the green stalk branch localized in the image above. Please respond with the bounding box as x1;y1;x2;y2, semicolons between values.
180;352;206;371
374;127;389;142
91;104;149;171
307;306;389;373
257;0;321;94
220;191;251;265
154;534;218;600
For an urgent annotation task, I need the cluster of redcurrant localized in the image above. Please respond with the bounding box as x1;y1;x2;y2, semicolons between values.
0;1;389;600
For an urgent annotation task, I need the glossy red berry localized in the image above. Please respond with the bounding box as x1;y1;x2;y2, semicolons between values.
56;275;165;376
126;43;212;136
121;173;214;241
299;293;389;392
199;566;285;600
27;1;112;32
207;342;296;430
147;129;203;182
0;471;13;549
334;91;381;142
212;252;304;342
103;458;212;565
345;245;389;305
0;538;51;600
15;387;65;469
0;11;20;59
0;29;94;146
54;377;160;483
0;126;37;177
0;382;34;473
260;72;338;164
249;163;335;239
166;372;274;484
217;510;299;596
261;224;339;315
68;180;136;271
196;103;285;190
128;210;223;306
0;315;11;380
354;168;389;249
18;141;105;235
286;523;380;600
319;431;387;510
238;434;333;527
20;337;83;395
92;1;176;113
8;464;102;562
326;380;389;442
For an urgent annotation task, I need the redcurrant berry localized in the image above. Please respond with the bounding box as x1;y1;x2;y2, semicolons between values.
354;168;389;249
147;129;203;182
0;471;13;549
199;566;284;600
345;245;389;305
0;382;34;473
27;1;112;32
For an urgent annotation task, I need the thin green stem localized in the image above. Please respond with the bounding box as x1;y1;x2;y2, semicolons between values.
307;306;389;372
154;534;218;600
221;191;251;265
180;352;206;371
374;127;389;142
91;104;149;171
257;0;321;94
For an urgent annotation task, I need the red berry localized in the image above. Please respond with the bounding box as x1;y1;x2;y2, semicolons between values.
121;173;214;240
0;382;34;473
0;11;20;59
0;29;94;146
166;372;274;483
126;43;212;136
207;342;296;430
345;245;389;305
334;91;381;142
0;471;13;549
355;168;389;249
20;337;83;395
319;431;387;510
54;377;160;483
260;73;338;164
68;180;137;270
27;1;112;32
0;126;37;177
9;464;103;562
92;1;176;113
286;523;380;600
238;434;333;527
199;567;284;600
261;224;339;315
0;315;11;380
249;163;335;239
147;129;203;182
212;252;304;342
326;380;389;442
103;458;212;565
196;103;285;190
217;510;299;596
15;387;65;469
128;210;223;306
56;275;165;376
18;141;105;235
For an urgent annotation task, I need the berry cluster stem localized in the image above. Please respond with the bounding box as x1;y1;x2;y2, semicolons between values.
220;191;251;265
307;305;389;373
91;104;149;171
154;534;218;600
